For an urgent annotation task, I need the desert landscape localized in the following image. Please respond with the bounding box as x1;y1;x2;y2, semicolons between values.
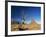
11;6;41;31
11;19;41;31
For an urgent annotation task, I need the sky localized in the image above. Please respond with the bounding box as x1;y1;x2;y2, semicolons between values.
11;6;41;24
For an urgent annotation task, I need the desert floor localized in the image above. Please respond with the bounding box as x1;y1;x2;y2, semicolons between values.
11;23;41;31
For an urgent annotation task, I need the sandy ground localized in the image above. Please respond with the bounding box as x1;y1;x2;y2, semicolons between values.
11;23;41;31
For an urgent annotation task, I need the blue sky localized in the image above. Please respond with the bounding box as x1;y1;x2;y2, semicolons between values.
11;6;41;24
